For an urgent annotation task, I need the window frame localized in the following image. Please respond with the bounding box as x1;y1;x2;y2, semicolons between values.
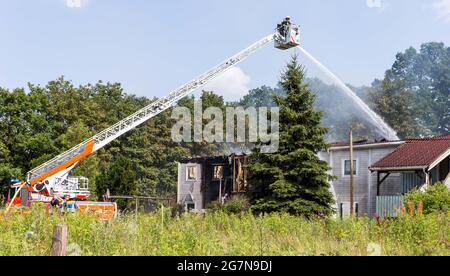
212;165;224;180
342;159;359;177
186;165;198;182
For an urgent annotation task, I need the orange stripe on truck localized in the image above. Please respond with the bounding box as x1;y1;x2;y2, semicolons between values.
30;140;96;186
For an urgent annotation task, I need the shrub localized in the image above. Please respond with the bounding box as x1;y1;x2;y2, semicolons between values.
223;196;251;214
405;183;450;214
208;196;251;214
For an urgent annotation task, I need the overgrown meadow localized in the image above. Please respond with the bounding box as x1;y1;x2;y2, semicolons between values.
0;206;448;256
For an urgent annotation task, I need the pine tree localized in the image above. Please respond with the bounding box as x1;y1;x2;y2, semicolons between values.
248;56;334;217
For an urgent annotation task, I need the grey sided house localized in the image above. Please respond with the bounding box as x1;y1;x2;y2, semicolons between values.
369;135;450;217
177;154;248;211
321;135;450;218
319;139;404;218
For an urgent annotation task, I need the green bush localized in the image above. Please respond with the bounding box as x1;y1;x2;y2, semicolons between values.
208;196;251;214
223;196;251;214
405;183;450;214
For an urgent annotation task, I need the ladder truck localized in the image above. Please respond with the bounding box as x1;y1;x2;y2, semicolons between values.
6;17;300;217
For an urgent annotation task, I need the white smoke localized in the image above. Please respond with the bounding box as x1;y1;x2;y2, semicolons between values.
298;46;399;141
366;0;388;11
202;67;251;102
433;0;450;23
65;0;88;8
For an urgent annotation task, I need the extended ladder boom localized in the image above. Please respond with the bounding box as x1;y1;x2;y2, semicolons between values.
26;34;275;187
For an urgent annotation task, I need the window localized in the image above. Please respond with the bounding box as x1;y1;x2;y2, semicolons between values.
213;166;224;180
187;166;197;181
186;203;195;211
343;160;358;176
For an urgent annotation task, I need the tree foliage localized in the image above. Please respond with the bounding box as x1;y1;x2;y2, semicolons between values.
368;77;419;139
238;79;383;142
239;85;284;108
177;91;226;157
0;77;197;199
248;56;335;217
371;42;450;137
239;42;450;141
96;158;137;209
0;73;234;200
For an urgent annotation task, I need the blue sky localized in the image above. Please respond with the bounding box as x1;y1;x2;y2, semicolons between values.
1;0;449;101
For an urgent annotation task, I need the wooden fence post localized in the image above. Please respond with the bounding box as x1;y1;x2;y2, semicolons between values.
51;224;68;256
135;197;139;215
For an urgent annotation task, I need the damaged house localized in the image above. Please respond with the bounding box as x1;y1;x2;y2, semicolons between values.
177;154;248;210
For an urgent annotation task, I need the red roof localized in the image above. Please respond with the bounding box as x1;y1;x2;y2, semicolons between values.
370;135;450;170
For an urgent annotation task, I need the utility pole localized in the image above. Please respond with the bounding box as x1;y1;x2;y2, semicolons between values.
349;130;355;216
219;177;223;205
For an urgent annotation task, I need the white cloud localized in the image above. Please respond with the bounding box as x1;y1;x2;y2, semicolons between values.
366;0;388;11
433;0;450;23
65;0;88;9
202;67;251;102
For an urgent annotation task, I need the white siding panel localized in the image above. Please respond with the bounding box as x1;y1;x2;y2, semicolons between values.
330;145;401;217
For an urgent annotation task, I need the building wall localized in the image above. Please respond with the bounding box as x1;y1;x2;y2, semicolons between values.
325;144;401;217
177;162;203;210
369;148;402;216
177;146;404;216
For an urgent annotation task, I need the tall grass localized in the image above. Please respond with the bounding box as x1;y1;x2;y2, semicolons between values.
0;206;448;256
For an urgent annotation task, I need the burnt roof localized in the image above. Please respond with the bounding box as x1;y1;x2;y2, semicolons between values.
179;153;247;164
330;138;399;148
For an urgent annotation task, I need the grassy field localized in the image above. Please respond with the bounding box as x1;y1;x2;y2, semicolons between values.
0;206;449;256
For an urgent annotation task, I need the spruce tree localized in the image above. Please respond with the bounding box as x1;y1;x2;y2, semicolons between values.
248;56;334;217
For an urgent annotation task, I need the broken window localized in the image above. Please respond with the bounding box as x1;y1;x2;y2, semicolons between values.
213;166;223;180
234;157;248;192
186;203;195;210
187;166;197;181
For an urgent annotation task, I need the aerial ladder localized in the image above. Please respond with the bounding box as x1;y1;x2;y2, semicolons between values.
7;17;300;211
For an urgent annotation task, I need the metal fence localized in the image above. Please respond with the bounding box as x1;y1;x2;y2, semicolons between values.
376;195;403;218
103;194;175;214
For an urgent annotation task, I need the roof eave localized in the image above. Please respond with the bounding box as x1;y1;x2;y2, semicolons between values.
369;166;427;172
330;141;405;151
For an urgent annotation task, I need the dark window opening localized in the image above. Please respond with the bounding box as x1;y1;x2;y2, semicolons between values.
213;166;223;180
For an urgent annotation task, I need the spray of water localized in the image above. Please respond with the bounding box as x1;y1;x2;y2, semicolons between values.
297;46;399;141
